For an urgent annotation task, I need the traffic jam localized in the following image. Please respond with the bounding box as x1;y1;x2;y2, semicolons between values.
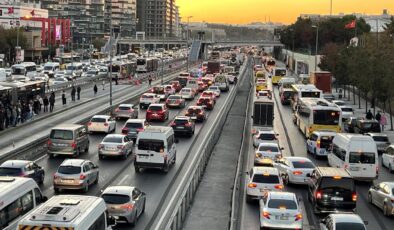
243;48;393;230
0;49;245;229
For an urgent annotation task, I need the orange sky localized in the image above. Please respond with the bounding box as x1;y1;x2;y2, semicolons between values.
177;0;394;24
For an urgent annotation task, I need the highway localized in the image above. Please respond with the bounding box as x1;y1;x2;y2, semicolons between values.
238;63;394;230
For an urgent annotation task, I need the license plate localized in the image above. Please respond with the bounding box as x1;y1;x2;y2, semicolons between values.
177;126;185;129
277;216;289;220
61;179;74;184
105;147;116;151
138;155;149;159
349;166;359;171
192;116;197;119
55;143;68;147
331;197;343;201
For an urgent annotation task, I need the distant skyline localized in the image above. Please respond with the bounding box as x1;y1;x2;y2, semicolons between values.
177;0;394;24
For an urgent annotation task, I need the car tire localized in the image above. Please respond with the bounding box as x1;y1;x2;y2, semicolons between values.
313;149;318;159
306;144;310;154
246;194;253;203
283;174;289;185
389;164;393;173
368;192;372;203
48;153;54;158
94;174;99;184
122;153;128;160
135;165;141;173
85;144;89;153
99;154;104;160
39;173;45;184
75;148;80;157
54;188;60;194
139;104;143;109
383;203;390;216
163;163;170;173
141;200;146;214
83;183;89;193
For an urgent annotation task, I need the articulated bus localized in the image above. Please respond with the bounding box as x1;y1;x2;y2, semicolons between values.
136;58;159;73
291;84;322;110
293;98;342;138
53;54;81;70
271;67;287;85
110;61;137;79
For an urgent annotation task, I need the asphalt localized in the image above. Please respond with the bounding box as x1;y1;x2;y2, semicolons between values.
182;60;252;229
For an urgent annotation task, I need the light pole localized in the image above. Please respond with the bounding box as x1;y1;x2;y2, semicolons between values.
109;3;113;106
161;33;165;85
330;0;333;16
312;25;319;71
186;16;193;72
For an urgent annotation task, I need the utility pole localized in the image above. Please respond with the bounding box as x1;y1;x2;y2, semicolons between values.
186;16;193;72
330;0;333;16
109;2;113;106
312;25;319;71
161;33;165;85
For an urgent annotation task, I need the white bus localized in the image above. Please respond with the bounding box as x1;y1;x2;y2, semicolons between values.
10;62;37;81
291;84;322;110
293;97;342;138
136;58;159;73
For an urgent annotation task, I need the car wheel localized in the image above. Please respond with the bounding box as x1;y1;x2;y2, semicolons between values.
85;144;89;153
135;165;141;173
98;154;104;160
306;144;310;154
94;173;99;184
140;104;143;109
389;164;393;173
163;163;170;173
122;153;128;160
368;192;372;203
283;174;289;185
39;173;45;184
83;183;89;193
141;199;146;214
246;194;253;203
313;149;318;159
48;153;54;158
383;203;389;216
54;188;60;194
75;148;80;157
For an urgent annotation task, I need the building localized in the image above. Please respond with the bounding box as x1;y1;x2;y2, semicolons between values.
136;0;180;39
104;0;136;37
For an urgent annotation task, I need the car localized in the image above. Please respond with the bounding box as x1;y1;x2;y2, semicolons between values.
306;167;356;214
339;105;354;121
98;134;134;160
83;69;99;77
185;105;206;122
365;132;390;153
253;129;278;147
259;192;303;230
382;144;394;172
354;119;381;134
146;104;169;122
274;157;316;185
201;76;214;87
98;67;109;77
0;160;45;184
180;88;195;100
255;142;283;161
196;97;214;110
170;80;182;92
166;95;186;108
254;158;275;167
101;186;146;226
368;181;394;216
48;124;90;157
54;70;66;78
121;119;148;141
170;116;195;137
53;77;68;84
164;84;176;95
64;71;77;81
208;86;221;97
227;74;236;84
114;104;139;119
201;90;217;101
139;93;161;109
323;93;335;102
320;214;367;230
197;81;208;92
88;115;116;133
53;159;99;193
306;131;336;158
344;117;362;133
246;167;283;202
332;100;346;106
280;89;293;105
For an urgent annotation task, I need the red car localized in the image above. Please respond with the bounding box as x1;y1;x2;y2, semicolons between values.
185;106;206;122
146;104;169;122
198;81;208;92
201;77;214;87
201;90;217;102
196;97;214;110
170;80;182;92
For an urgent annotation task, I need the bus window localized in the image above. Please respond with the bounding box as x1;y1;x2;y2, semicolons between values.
313;110;340;125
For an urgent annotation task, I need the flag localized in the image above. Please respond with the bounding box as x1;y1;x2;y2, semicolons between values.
345;20;356;29
7;7;14;14
30;10;35;16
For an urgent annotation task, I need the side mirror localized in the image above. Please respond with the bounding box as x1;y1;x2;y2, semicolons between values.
280;147;284;150
175;138;179;143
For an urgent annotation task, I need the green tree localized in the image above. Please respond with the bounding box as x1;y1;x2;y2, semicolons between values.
92;38;106;50
0;26;28;64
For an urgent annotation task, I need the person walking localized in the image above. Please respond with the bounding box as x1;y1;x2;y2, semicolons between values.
62;90;66;106
37;95;43;112
71;86;76;102
380;113;387;131
148;75;152;86
375;111;381;122
77;86;81;100
94;84;98;95
366;109;373;120
33;97;40;115
43;95;49;112
102;80;105;90
49;92;55;112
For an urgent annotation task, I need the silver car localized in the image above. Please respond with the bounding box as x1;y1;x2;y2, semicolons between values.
253;129;278;147
259;191;303;229
274;157;316;185
368;181;394;216
114;104;139;119
53;159;99;193
365;133;390;153
102;186;146;226
98;134;134;160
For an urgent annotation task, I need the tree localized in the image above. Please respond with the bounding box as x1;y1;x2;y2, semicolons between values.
0;26;28;64
92;38;106;50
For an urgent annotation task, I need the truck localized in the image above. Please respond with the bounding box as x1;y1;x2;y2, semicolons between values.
310;71;332;93
207;61;220;74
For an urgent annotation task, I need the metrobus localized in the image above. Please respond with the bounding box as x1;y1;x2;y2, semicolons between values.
252;95;274;133
271;67;287;85
293;97;342;138
53;54;81;69
136;57;159;73
110;61;137;79
291;84;322;110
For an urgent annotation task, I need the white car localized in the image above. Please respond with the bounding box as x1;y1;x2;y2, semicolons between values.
54;70;66;78
259;192;303;230
382;144;394;172
306;131;336;158
246;167;283;202
52;77;68;84
139;93;160;109
208;86;221;97
332;100;346;106
88;115;116;133
274;157;316;185
340;106;354;121
255;143;283;161
320;214;367;230
98;134;133;160
164;84;176;95
180;88;195;100
365;132;390;153
368;181;394;216
253;129;278;147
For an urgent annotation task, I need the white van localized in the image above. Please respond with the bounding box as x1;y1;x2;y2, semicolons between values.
328;133;378;181
214;74;229;92
17;195;114;230
0;177;47;230
43;62;60;78
186;79;199;93
66;63;84;77
134;126;178;173
10;62;37;81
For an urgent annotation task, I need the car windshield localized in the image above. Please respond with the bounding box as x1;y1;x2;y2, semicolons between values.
44;66;53;70
372;136;389;142
313;110;340;126
149;106;163;111
0;167;22;176
301;91;320;98
138;139;164;152
168;96;181;100
253;174;279;183
341;107;353;112
320;136;334;148
142;94;154;99
258;133;276;141
58;166;81;174
335;223;366;230
119;106;132;110
50;130;73;140
292;161;315;169
175;119;188;125
274;69;286;76
335;101;346;106
267;199;297;210
91;117;106;123
188;108;201;114
320;178;355;190
103;136;123;143
87;70;97;74
258;145;279;152
182;89;191;93
102;194;130;204
349;152;376;164
125;122;143;129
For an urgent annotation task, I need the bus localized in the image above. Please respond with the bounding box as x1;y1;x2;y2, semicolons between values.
271;67;287;85
291;84;322;110
211;51;220;60
53;54;81;69
136;57;159;73
10;62;37;81
252;95;274;133
293;97;342;138
110;61;137;79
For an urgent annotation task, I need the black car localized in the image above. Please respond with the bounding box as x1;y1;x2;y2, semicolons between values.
170;116;195;137
307;167;356;214
344;117;361;133
0;160;45;184
354;119;381;134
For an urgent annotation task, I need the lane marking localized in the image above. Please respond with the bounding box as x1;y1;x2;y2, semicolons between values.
118;174;130;185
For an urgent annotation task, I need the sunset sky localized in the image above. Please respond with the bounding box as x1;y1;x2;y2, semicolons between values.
177;0;394;24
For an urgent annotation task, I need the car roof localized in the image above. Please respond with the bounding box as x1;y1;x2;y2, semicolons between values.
1;160;31;168
330;214;364;223
92;115;110;119
149;103;164;107
312;131;336;136
316;167;352;178
143;93;156;96
52;124;84;130
268;191;296;200
60;159;86;166
284;157;312;163
366;132;388;137
119;104;134;107
258;130;275;134
102;186;135;196
104;134;125;139
168;95;181;98
188;106;203;109
175;116;190;120
126;119;145;123
257;142;279;147
253;167;278;175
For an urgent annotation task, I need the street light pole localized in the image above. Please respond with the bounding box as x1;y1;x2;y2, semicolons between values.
313;25;319;71
186;16;193;72
109;3;113;106
330;0;333;16
161;33;164;85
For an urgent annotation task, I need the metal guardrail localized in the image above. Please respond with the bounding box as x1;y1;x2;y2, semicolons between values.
153;57;250;230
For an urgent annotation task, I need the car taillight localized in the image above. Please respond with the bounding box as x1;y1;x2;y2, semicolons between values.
80;174;86;180
47;140;52;146
315;190;322;199
88;122;92;126
295;213;303;221
262;211;270;219
292;171;303;175
122;128;129;134
247;183;257;188
128;109;133;112
19;172;26;177
317;140;321;148
104;123;109;126
53;173;58;179
185;122;192;127
170;122;176;126
120;204;134;210
71;142;77;149
274;185;284;190
99;144;104;149
158;110;164;114
185;112;189;115
115;108;120;112
352;192;357;202
147;110;152;113
136;128;144;132
176;99;181;103
117;145;125;149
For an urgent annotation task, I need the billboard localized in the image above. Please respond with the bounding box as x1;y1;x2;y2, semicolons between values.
55;25;61;40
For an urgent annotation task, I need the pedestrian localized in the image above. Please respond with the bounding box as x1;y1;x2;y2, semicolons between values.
0;107;4;131
366;109;373;120
33;97;40;115
49;92;55;112
380;113;387;131
94;84;98;95
37;95;43;111
11;105;17;127
148;75;152;86
28;102;33;121
77;86;81;100
43;95;49;112
375;111;381;122
71;86;76;102
4;106;10;128
62;90;66;105
102;80;105;90
115;76;118;85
